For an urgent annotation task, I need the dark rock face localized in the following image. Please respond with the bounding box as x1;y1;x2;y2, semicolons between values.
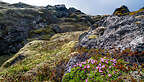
113;5;130;16
0;8;58;55
10;2;35;8
68;7;83;14
51;24;62;33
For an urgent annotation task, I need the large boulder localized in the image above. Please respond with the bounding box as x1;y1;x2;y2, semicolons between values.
79;15;144;51
65;15;144;74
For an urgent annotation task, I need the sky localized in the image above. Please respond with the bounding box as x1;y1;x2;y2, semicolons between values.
1;0;144;15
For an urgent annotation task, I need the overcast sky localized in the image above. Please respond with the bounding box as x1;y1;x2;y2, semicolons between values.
2;0;144;15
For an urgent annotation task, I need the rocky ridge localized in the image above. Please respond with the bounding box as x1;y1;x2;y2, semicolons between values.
0;1;94;55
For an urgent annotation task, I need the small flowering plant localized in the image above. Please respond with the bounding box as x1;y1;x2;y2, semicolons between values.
63;57;133;82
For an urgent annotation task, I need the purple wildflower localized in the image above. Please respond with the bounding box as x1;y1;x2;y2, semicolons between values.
73;65;77;67
109;66;112;69
87;65;90;68
102;65;105;68
96;66;99;69
85;78;88;82
79;64;82;67
113;59;117;63
91;60;95;64
81;62;87;64
105;60;108;64
108;74;112;77
84;66;87;69
112;63;115;66
100;58;105;62
99;63;102;66
99;69;103;72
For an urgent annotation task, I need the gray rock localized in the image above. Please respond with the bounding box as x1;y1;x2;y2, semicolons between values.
79;15;144;51
51;25;62;33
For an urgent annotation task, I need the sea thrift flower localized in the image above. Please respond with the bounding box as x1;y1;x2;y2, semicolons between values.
81;62;86;64
100;58;105;62
99;63;102;66
112;63;115;66
96;66;100;69
102;65;105;68
110;60;113;62
87;65;90;68
105;60;108;64
85;78;88;82
73;65;77;67
109;66;112;69
113;59;117;63
79;64;82;67
87;60;91;63
99;69;103;72
84;66;87;69
91;60;95;64
108;74;112;77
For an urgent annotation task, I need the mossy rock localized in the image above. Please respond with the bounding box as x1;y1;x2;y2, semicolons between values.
88;35;97;39
113;5;130;16
129;9;144;15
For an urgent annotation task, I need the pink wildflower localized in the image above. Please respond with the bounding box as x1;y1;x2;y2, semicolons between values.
102;65;105;68
85;78;88;82
87;65;90;68
108;74;112;77
73;65;77;67
99;69;103;72
100;58;105;62
81;62;87;64
99;63;101;66
112;63;115;66
109;66;112;69
96;66;99;69
84;66;87;69
87;60;91;63
79;64;82;67
105;60;108;64
91;60;95;64
113;59;117;63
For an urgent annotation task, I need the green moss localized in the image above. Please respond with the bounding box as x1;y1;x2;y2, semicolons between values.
129;9;144;15
29;26;55;40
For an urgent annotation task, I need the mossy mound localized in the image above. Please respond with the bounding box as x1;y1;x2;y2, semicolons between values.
0;31;85;82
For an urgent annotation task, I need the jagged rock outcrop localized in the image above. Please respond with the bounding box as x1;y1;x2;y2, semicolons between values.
113;5;130;16
10;2;36;8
